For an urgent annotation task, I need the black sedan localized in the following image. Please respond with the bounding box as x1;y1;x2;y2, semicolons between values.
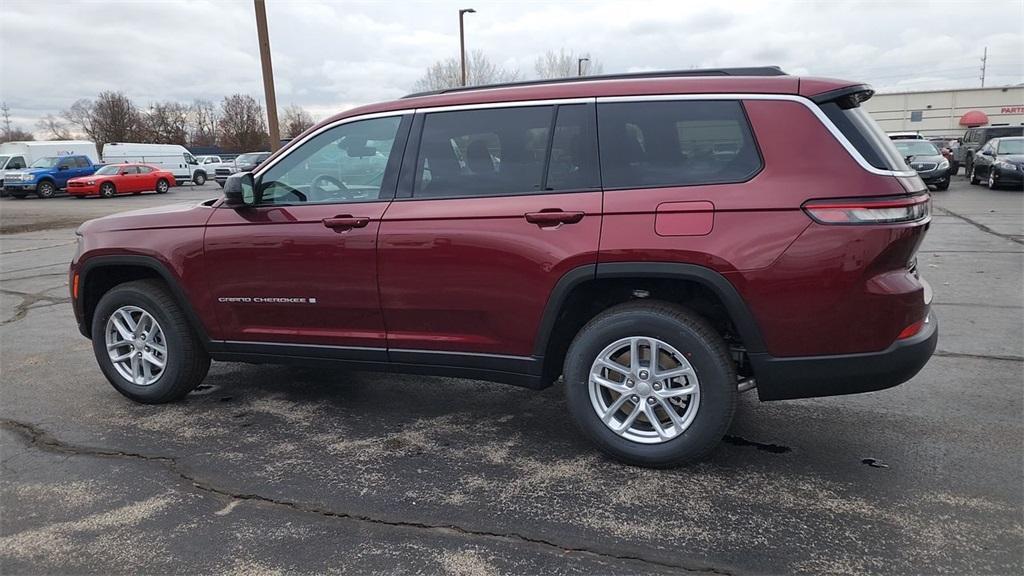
969;137;1024;190
893;140;950;190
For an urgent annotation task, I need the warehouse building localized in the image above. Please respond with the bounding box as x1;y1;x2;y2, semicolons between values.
864;85;1024;139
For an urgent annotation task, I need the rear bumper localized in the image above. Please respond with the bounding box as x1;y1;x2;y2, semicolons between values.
749;311;938;401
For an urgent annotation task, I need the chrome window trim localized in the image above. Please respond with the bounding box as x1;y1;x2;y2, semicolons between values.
596;94;917;177
256;93;916;180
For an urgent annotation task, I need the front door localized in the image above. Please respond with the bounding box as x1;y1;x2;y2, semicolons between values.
204;114;410;351
378;103;602;358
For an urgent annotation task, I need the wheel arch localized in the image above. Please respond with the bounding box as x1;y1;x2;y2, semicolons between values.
533;262;767;384
78;255;211;347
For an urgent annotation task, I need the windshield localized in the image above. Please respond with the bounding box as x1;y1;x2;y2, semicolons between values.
30;157;61;168
94;165;121;175
998;139;1024;155
237;153;270;164
893;141;939;156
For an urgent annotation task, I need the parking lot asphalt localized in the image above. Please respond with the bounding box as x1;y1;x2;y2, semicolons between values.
1;178;1022;575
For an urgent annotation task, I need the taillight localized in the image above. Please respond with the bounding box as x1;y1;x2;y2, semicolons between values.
802;194;930;225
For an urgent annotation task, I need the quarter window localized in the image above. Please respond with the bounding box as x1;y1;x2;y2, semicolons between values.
257;115;403;205
598;100;762;189
414;106;553;198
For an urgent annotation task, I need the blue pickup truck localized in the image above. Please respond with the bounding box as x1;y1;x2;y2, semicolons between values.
3;155;101;198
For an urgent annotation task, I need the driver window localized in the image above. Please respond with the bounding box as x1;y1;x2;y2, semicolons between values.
257;115;402;205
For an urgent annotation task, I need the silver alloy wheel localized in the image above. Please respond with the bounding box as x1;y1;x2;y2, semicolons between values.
105;305;168;386
588;336;700;444
157;180;169;193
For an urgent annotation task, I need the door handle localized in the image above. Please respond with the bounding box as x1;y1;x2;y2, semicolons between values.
322;215;370;230
524;210;585;227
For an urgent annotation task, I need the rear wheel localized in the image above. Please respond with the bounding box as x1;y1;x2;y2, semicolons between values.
563;301;736;467
156;178;170;194
100;182;116;198
192;171;206;186
91;280;210;403
36;181;56;198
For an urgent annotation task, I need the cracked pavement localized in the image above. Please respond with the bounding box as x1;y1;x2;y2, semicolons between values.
1;180;1022;575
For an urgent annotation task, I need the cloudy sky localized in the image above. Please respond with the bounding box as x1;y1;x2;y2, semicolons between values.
1;0;1022;136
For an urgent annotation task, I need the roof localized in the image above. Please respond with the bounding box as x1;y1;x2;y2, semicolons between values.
319;74;860;127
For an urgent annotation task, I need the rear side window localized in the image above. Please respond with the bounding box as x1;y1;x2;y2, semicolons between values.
75;157;91;168
545;105;600;191
819;102;906;170
414;106;552;198
137;165;154;174
982;127;1023;144
597;100;761;189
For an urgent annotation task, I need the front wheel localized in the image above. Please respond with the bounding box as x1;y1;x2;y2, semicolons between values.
192;171;206;186
970;165;981;185
36;181;56;198
935;179;950;191
563;301;737;467
100;182;116;198
91;280;210;403
155;178;170;194
988;171;998;190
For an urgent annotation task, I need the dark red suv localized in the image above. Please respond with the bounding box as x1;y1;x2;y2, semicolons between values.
70;68;937;467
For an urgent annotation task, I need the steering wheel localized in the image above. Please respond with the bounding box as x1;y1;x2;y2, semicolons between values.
311;174;349;199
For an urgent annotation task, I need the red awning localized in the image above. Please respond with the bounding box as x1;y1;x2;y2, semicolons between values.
959;110;989;127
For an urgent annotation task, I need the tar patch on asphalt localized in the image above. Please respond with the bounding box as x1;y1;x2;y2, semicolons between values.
723;435;792;453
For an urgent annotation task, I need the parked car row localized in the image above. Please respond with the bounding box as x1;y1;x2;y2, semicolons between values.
887;128;1023;190
213;151;272;187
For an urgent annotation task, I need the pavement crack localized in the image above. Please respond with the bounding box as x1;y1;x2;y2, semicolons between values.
933;206;1024;245
0;418;730;575
723;435;792;454
0;288;70;326
934;350;1023;362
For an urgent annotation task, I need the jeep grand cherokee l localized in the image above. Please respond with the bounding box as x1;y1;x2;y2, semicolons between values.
70;68;937;467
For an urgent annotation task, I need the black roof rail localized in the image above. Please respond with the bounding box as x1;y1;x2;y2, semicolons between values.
402;66;787;99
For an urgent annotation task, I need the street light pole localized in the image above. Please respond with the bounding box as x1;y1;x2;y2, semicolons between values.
254;0;280;151
577;57;590;77
459;8;476;87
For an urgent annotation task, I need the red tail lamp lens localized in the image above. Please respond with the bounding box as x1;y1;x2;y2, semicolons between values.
804;194;930;225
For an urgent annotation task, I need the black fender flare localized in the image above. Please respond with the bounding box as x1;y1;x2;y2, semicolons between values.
532;262;767;357
77;255;212;345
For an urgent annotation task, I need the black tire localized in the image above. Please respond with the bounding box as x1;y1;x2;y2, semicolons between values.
935;179;950;191
36;181;56;198
950;161;959;176
91;279;210;403
969;165;981;185
563;301;737;467
100;182;116;198
156;178;170;194
192;171;207;186
988;171;998;190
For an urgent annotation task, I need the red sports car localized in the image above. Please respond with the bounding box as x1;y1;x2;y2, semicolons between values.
67;163;175;198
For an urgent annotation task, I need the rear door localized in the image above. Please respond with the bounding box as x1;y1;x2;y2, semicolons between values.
377;102;602;359
136;165;158;191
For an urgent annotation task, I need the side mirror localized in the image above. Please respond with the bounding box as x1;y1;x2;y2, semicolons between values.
223;172;256;208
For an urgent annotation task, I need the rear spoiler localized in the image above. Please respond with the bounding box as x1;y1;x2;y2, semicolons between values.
811;84;875;109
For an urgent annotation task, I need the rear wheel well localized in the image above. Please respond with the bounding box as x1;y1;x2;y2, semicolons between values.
540;278;749;385
82;266;163;333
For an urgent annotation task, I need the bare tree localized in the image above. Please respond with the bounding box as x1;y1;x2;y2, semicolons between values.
534;49;604;79
218;94;268;152
281;104;315;138
63;92;141;148
189;99;218;148
36;114;72;140
413;50;519;92
141;101;190;144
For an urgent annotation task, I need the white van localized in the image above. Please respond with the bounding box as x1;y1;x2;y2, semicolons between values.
0;140;98;193
101;143;207;185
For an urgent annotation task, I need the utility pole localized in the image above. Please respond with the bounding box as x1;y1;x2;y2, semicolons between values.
980;46;988;88
459;8;476;86
254;0;281;151
577;57;589;77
